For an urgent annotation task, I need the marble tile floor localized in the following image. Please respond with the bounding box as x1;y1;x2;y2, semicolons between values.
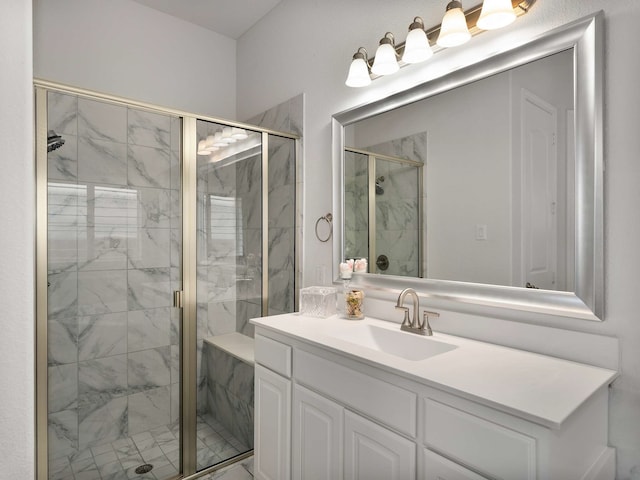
49;415;250;480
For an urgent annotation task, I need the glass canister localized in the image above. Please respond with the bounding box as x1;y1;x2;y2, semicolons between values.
344;288;365;320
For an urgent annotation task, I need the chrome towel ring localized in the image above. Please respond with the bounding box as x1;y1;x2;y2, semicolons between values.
315;213;333;242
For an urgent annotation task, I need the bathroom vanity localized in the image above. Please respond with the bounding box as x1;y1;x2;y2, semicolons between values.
251;313;617;480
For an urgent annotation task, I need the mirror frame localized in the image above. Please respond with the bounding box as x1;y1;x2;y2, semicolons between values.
332;12;604;321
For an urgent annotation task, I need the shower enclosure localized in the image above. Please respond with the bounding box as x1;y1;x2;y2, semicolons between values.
35;83;299;480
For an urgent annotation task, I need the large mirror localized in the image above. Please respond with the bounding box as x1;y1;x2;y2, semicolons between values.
332;13;603;320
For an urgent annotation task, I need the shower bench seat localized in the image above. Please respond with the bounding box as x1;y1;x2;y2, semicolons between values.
204;332;255;366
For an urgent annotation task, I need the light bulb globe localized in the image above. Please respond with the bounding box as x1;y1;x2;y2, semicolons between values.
437;5;471;48
402;27;433;64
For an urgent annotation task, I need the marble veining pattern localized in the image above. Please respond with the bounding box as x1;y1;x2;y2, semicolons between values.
127;109;171;150
78;225;128;272
47;93;180;468
127;347;171;393
78;312;127;361
131;187;172;229
77;137;127;186
48;363;78;413
78;98;127;144
128;307;171;352
127;145;171;189
127;228;171;269
78;269;128;316
48;91;78;136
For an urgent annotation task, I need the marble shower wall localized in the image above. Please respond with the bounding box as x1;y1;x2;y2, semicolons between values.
46;91;181;461
246;94;303;315
368;133;426;277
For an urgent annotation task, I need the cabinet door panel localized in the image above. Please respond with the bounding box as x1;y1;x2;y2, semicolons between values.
345;411;415;480
293;384;344;480
423;449;488;480
424;398;536;480
255;365;291;480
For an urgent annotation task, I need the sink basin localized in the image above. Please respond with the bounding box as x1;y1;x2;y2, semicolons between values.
329;324;457;361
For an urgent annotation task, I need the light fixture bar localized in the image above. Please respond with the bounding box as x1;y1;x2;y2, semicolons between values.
365;0;535;79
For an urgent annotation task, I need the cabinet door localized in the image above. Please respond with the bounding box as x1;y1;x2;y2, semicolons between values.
344;411;416;480
293;384;344;480
422;449;488;480
255;364;291;480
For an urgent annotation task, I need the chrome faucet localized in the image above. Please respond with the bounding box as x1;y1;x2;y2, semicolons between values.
396;288;422;335
395;288;439;336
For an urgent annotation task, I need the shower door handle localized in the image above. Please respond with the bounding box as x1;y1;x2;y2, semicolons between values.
173;290;184;309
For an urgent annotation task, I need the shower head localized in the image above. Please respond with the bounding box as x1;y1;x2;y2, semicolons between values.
375;175;384;195
47;130;65;152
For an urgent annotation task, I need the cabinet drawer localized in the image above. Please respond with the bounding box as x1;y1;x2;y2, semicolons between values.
423;448;488;480
424;398;536;480
295;349;416;437
255;334;292;378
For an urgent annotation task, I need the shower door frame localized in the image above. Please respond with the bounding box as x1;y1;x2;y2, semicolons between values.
34;80;300;480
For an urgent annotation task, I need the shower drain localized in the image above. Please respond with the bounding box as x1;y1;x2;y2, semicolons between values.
134;464;154;474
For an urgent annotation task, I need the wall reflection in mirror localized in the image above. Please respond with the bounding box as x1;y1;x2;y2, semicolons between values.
344;48;574;292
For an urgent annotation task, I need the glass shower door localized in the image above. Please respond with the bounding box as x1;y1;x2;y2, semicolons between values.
344;150;370;262
194;120;261;471
45;90;182;480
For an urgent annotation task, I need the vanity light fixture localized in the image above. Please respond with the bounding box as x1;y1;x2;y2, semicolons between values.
402;17;433;64
346;48;372;87
198;127;255;158
221;126;236;144
204;135;217;151
231;127;249;140
371;33;400;76
437;1;471;47
477;0;517;29
212;131;227;148
197;140;210;155
345;0;536;87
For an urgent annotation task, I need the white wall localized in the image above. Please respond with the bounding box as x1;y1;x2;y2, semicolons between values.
0;1;35;478
33;0;237;119
237;1;640;477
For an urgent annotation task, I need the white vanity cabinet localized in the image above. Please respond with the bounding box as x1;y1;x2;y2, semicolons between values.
292;384;343;480
344;410;416;480
253;315;616;480
254;335;293;480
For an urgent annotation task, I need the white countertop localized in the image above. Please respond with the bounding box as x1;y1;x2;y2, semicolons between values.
251;313;618;429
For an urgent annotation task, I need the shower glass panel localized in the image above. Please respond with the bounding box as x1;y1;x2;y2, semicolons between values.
268;135;297;316
45;91;182;480
344;150;370;262
195;120;260;471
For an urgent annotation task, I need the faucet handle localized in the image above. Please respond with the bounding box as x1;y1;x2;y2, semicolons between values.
422;310;440;336
395;306;411;328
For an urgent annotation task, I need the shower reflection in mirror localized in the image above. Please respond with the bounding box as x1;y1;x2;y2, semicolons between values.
343;146;423;277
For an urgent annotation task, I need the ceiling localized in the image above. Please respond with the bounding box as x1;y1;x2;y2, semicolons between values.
131;0;283;39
